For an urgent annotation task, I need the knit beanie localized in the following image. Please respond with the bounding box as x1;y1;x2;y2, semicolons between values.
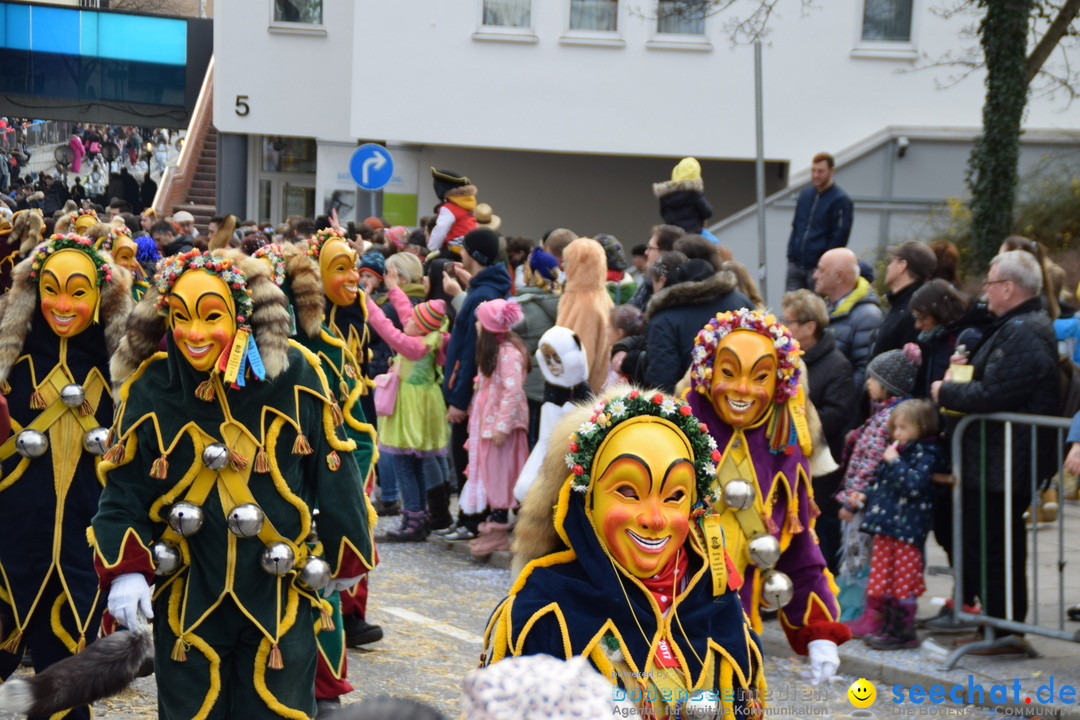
413;299;448;333
868;342;922;397
358;249;386;278
463;227;500;266
476;298;524;334
384;225;409;251
671;157;702;182
461;655;614;720
594;233;627;272
527;246;559;283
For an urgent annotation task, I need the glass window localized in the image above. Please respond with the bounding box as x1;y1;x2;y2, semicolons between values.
283;183;315;219
571;0;617;31
262;137;316;174
483;0;531;27
274;0;322;25
657;0;704;34
862;0;912;41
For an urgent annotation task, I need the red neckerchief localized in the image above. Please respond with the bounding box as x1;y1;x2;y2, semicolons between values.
606;269;624;283
638;550;690;670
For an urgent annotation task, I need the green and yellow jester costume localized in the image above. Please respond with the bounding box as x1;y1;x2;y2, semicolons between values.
93;249;375;720
0;234;133;720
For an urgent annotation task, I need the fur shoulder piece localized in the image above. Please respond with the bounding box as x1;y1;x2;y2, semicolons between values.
444;184;477;199
110;286;166;386
652;178;705;198
0;251;132;385
280;244;325;338
12;210;45;255
645;269;737;320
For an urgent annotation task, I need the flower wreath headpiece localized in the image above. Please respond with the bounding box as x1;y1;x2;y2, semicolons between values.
564;390;721;504
690;309;802;403
28;234;113;288
252;243;287;288
99;226;133;255
154;249;255;326
305;228;349;261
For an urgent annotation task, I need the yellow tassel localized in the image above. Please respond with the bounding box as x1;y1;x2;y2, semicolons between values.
784;508;804;535
29;391;46;410
321;609;335;632
330;403;344;427
229;448;248;472
194;379;215;402
268;643;284;670
762;511;779;535
254;447;270;474
808;496;821;519
171;637;188;662
292;434;313;455
2;631;22;653
150;454;169;479
79;398;94;417
103;442;125;464
0;380;10;395
76;635;86;653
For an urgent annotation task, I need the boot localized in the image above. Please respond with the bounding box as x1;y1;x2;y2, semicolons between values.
468;521;511;558
844;595;887;638
383;509;428;542
427;482;453;531
866;598;919;650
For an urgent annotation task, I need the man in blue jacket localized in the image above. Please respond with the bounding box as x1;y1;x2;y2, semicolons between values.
786;152;854;291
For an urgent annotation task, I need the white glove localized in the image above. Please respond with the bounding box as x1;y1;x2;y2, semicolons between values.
806;639;839;685
108;572;153;632
322;575;363;598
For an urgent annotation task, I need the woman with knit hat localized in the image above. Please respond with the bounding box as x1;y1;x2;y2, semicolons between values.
653;157;714;235
459;299;529;556
365;265;451;542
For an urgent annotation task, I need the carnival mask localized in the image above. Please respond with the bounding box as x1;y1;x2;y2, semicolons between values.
319;238;360;307
168;271;238;373
589;418;696;579
39;249;100;338
539;343;563;377
110;234;140;275
709;330;777;427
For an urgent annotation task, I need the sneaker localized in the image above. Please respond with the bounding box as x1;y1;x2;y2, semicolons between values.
444;526;479;542
316;698;341;718
343;615;385;647
431;523;459;537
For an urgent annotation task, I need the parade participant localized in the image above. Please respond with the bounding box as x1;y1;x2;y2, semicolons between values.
489;389;765;720
685;309;850;684
0;233;133;719
251;242;379;711
427;168;478;258
102;225;151;300
94;248;375;720
301;228;381;650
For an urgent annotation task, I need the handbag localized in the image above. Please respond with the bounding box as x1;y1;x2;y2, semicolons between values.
373;363;400;417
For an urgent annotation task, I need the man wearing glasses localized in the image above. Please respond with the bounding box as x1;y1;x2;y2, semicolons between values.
629;224;684;309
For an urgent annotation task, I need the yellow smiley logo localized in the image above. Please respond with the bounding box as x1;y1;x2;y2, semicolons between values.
848;678;877;708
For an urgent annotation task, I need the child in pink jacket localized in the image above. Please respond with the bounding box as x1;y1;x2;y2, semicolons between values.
462;299;529;558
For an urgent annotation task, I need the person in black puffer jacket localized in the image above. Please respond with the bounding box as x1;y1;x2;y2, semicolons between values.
652;157;713;234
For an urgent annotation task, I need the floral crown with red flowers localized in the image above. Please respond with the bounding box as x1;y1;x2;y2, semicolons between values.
28;234;113;288
252;243;288;288
154;249;254;329
690;309;802;403
564;390;720;503
99;226;133;255
305;228;349;261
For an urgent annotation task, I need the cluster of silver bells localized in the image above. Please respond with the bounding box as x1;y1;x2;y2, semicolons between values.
156;500;330;590
721;478;795;610
15;385;109;459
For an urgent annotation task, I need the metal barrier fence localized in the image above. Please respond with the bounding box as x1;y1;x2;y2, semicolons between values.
0;120;75;152
946;412;1078;669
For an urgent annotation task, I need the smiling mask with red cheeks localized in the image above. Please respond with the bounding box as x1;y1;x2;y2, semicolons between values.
709;330;778;428
319;238;359;307
110;234;140;275
168;271;238;373
588;419;697;579
39;249;100;338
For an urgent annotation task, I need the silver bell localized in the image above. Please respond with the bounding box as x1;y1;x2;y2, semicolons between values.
682;697;721;719
60;383;86;408
260;542;296;576
759;569;795;610
722;478;756;511
152;541;182;576
298;556;332;591
201;442;230;471
305;511;319;544
83;427;110;456
168;501;205;537
15;429;49;459
226;503;265;538
747;532;782;569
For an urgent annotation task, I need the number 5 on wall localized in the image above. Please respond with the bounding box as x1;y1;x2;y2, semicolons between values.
235;95;250;116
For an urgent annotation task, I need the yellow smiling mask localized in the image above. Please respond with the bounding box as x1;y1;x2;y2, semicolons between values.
319;238;359;307
587;418;697;579
39;249;100;338
168;271;238;373
709;330;778;428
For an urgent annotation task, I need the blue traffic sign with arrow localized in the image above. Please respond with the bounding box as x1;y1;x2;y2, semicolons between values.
349;144;394;191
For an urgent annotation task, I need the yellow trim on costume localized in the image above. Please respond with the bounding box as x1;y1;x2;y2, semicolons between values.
253;586;311;720
165;581;222;720
512;601;573;659
89;526;152;571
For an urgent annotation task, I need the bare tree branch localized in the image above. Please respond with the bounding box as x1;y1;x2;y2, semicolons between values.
1026;0;1080;83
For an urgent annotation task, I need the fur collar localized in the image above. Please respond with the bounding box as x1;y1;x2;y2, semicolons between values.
0;252;133;385
652;177;704;198
279;243;324;339
645;268;737;320
444;184;477;198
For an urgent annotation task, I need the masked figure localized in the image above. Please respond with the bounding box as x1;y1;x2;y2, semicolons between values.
102;226;150;300
488;389;765;720
685;309;850;684
94;249;374;720
0;234;133;719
